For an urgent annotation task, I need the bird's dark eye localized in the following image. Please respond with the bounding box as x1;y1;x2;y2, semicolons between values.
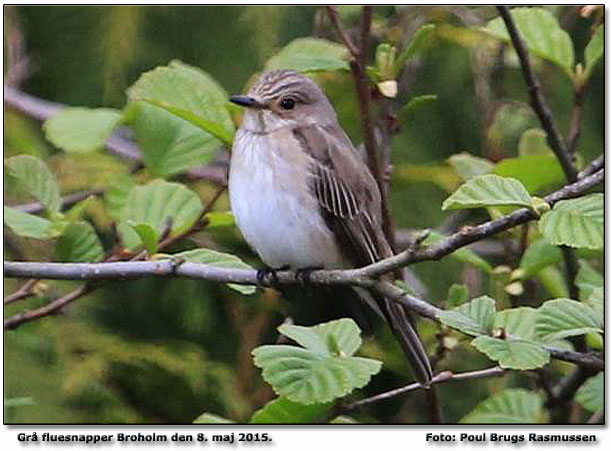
280;97;296;110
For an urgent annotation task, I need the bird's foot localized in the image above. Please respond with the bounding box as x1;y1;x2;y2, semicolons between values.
295;266;323;288
256;265;288;287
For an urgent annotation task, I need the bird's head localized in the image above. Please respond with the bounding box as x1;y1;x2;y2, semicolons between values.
230;70;337;133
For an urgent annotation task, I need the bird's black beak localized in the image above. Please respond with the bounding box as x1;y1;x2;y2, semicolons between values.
229;95;260;108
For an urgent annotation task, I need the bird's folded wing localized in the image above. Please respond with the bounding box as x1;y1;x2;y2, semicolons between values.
292;123;433;384
292;124;390;266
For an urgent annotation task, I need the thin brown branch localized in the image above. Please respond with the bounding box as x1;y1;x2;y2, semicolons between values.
344;367;505;411
4;279;39;305
325;6;360;58
4;284;93;329
579;154;604;178
567;85;587;155
553;366;597;405
496;6;578;182
15;188;104;215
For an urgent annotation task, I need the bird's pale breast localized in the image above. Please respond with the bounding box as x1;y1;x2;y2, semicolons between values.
229;128;347;269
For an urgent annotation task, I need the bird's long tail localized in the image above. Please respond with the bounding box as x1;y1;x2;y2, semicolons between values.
351;284;433;385
380;295;433;385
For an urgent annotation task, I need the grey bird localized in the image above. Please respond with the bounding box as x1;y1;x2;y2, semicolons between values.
228;69;433;384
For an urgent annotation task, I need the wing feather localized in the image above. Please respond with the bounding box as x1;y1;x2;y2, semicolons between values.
291;123;433;384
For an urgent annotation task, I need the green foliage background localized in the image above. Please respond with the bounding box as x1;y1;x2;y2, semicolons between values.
4;5;603;423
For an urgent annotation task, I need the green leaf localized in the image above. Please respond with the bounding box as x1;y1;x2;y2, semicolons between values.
447;152;494;181
539;194;603;250
55;221;104;262
484;7;574;77
584;25;604;79
250;397;330;424
253;346;381;405
193;413;234;424
494;307;537;341
126;102;221;178
43;107;122;154
397;94;437;124
169;249;256;295
442;174;533;211
517;238;562;279
396;24;436;67
104;174;136;221
3;206;57;240
119;180;203;249
471;336;549;370
585;287;604;321
438;296;496;337
518;128;552;156
535;298;602;342
537;266;569;299
493;154;564;194
265;38;350;73
374;43;397;80
575;373;603;412
126;221;159;255
205;211;236;228
127;60;234;145
279;318;362;357
423;231;493;273
446;284;469;307
64;196;95;222
461;389;544;423
5;155;61;213
252;319;382;404
576;260;603;300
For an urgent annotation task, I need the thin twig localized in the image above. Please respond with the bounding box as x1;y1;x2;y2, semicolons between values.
496;6;578;182
4;279;39;305
4;284;93;329
553;366;597;405
325;6;360;58
15;188;104;215
561;247;581;301
578;154;604;178
344;367;505;411
567;86;587;155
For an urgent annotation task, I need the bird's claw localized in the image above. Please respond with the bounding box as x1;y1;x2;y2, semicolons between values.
256;267;278;287
256;266;288;287
295;267;322;288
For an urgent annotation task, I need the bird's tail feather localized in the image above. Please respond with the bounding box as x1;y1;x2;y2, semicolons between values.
381;296;433;385
351;286;433;384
